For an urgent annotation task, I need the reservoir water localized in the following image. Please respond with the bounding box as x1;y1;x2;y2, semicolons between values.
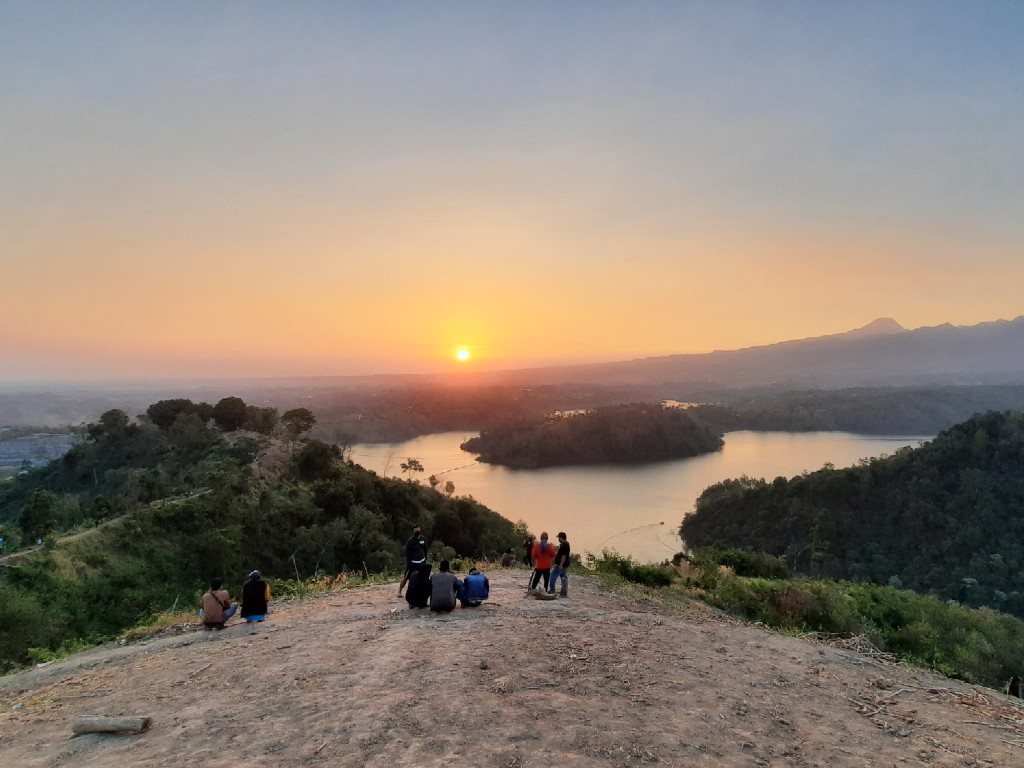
349;431;929;564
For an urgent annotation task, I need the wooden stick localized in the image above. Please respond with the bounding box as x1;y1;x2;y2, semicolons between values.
72;716;151;735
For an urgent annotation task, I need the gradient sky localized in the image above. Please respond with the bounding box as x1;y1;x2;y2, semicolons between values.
2;1;1022;382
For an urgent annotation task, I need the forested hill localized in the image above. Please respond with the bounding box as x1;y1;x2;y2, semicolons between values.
461;403;724;468
681;410;1024;616
0;398;522;672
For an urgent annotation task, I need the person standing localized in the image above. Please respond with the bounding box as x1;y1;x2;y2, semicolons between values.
429;560;463;613
398;525;428;597
200;578;237;630
549;532;571;597
523;536;535;569
241;570;271;622
530;532;555;592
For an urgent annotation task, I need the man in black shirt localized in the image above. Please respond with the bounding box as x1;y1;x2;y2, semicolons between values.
549;531;571;597
398;525;428;597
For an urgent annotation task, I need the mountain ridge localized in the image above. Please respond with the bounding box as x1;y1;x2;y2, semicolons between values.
478;315;1024;388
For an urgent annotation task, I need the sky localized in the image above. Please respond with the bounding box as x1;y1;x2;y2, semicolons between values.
2;1;1023;382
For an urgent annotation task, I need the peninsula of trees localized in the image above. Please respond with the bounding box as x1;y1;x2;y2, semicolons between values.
461;403;724;468
680;410;1024;617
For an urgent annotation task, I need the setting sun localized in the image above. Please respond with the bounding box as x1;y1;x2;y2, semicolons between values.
456;348;471;362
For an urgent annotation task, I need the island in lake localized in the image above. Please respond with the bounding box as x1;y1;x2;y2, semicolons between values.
461;402;724;468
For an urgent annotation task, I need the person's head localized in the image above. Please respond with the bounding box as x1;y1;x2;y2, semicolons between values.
540;532;548;542
468;567;479;575
506;548;513;554
557;532;566;541
440;559;450;572
248;570;261;582
210;578;223;590
413;525;421;536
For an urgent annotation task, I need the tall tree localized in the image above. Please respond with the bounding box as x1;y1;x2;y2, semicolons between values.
281;408;316;439
212;397;248;432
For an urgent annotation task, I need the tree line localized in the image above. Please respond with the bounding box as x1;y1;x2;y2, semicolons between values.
681;410;1024;617
0;397;523;671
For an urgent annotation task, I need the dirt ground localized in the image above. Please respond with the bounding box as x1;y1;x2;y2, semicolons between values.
2;568;1023;767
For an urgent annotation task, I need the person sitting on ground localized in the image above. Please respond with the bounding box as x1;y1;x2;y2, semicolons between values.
500;548;516;567
199;578;237;630
459;566;490;607
429;560;463;613
405;562;432;609
1008;675;1022;699
241;570;271;623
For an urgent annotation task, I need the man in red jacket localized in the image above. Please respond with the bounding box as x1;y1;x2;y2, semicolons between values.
530;532;555;592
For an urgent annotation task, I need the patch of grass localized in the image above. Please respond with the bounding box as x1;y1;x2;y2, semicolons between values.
27;635;108;666
586;550;675;588
684;568;1024;690
119;611;198;643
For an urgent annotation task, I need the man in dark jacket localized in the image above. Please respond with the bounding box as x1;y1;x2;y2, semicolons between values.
398;525;428;597
459;567;490;607
549;531;571;597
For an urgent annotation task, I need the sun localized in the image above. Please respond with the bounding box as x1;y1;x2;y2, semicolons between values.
456;348;471;362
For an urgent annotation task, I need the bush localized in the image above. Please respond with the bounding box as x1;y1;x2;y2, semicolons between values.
589;550;674;588
691;573;1024;689
690;547;790;580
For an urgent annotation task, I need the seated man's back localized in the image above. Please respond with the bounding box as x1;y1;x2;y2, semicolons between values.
460;568;489;607
429;560;462;612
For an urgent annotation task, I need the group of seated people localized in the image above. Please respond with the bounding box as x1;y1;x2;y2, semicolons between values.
404;560;490;612
199;570;271;630
200;560;489;630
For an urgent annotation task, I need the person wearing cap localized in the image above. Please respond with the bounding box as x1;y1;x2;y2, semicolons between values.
398;525;428;597
530;532;555;592
241;570;271;623
548;532;571;597
199;578;238;630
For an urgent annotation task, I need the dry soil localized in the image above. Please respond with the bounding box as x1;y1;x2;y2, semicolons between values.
1;569;1023;767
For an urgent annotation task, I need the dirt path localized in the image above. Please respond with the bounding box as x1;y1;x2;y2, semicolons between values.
2;569;1022;767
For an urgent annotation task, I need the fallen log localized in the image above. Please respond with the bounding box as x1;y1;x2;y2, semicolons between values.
72;716;151;735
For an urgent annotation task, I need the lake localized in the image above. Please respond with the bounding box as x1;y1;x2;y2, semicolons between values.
349;431;930;564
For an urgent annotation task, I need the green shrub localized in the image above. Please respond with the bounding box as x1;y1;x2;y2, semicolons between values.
693;573;1024;689
589;550;674;588
690;547;790;580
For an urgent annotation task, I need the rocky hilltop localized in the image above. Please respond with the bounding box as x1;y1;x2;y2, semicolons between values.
1;569;1022;767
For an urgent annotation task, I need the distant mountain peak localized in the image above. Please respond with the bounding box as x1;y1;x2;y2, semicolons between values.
845;318;906;338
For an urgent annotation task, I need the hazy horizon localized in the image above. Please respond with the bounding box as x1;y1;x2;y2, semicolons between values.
4;3;1023;383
